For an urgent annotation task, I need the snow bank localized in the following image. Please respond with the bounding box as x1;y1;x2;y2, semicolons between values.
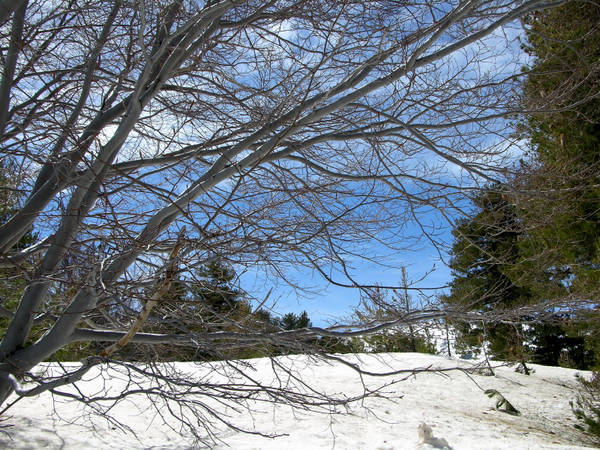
0;353;594;449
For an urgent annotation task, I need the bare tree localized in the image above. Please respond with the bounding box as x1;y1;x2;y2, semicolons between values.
0;0;574;443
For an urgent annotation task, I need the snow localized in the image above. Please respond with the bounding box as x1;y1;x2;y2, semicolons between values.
0;353;595;449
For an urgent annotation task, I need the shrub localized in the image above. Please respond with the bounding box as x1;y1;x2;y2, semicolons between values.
571;371;600;442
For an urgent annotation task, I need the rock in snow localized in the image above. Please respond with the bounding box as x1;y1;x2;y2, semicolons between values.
417;423;452;449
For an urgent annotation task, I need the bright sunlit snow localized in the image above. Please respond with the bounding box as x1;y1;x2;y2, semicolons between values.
0;353;594;449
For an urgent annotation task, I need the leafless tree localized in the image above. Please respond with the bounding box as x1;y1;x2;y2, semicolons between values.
0;0;573;443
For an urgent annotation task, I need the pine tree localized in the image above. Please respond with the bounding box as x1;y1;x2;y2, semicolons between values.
355;284;436;354
444;2;600;368
115;259;253;361
0;161;38;347
517;1;600;295
443;187;534;362
277;311;312;330
191;260;247;327
516;1;600;366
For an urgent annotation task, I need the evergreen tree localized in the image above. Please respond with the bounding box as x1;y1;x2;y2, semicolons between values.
122;262;319;361
276;311;312;330
355;285;436;355
0;161;38;347
517;1;600;366
445;189;529;310
0;165;96;361
118;259;253;361
444;1;600;369
443;188;535;362
443;187;592;367
517;1;600;300
197;262;238;309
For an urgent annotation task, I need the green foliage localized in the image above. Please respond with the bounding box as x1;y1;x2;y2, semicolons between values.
517;1;600;367
0;163;90;362
444;188;534;309
444;186;595;367
572;371;600;443
0;160;43;352
191;261;244;318
452;323;483;358
445;2;600;368
275;311;312;330
485;389;521;416
103;259;251;361
364;330;436;354
317;336;364;354
113;261;321;361
531;321;594;370
566;315;600;370
354;282;436;355
443;188;536;362
518;1;600;298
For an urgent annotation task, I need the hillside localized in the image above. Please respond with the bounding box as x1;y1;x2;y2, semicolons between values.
0;353;595;449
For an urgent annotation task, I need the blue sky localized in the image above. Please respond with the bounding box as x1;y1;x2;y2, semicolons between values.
240;222;454;327
17;2;534;331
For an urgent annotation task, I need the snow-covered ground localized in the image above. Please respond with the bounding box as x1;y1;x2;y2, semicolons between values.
0;353;595;449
